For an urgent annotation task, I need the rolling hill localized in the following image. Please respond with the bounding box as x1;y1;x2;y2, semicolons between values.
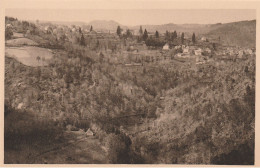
87;20;127;32
205;20;256;48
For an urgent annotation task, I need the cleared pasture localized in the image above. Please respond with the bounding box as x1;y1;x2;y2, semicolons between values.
5;46;53;67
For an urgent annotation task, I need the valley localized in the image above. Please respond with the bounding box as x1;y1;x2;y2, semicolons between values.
4;16;256;164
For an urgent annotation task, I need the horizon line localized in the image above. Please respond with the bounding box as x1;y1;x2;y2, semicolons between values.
5;16;256;27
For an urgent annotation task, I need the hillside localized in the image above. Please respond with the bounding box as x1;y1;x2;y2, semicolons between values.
5;16;255;164
132;23;212;35
205;20;256;48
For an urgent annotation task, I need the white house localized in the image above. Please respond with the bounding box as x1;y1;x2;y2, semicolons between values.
163;43;169;50
238;50;244;58
194;48;202;56
205;48;212;54
175;53;182;57
86;128;94;136
245;49;253;55
174;45;182;49
183;48;190;54
201;37;207;41
6;24;13;28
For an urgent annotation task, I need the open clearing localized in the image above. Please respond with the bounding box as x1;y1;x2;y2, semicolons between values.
5;46;53;67
31;131;109;164
4;130;108;164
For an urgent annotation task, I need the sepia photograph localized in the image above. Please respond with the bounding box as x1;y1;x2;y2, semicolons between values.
2;1;257;165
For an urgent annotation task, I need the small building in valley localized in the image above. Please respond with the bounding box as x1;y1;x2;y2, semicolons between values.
163;43;169;50
194;48;202;56
86;128;94;136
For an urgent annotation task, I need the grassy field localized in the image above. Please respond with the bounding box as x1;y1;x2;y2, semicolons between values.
5;46;53;67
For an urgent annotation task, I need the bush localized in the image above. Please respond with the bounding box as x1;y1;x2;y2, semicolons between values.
5;27;13;40
4;104;63;151
105;133;132;163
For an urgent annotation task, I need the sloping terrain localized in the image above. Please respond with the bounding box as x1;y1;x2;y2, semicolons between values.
4;16;256;164
206;20;256;48
5;46;53;67
6;38;39;46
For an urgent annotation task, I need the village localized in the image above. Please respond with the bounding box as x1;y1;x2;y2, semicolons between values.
6;18;256;69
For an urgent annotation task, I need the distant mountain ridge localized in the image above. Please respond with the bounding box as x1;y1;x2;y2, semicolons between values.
87;20;127;31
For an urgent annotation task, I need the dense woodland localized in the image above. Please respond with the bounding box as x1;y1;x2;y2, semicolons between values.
4;16;255;164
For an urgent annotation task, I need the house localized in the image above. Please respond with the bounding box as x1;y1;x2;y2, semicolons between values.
194;48;202;56
229;50;234;56
86;128;94;136
6;24;13;28
174;45;181;49
163;43;169;50
238;50;244;58
44;26;53;34
175;53;182;57
71;28;76;32
201;37;207;42
17;102;24;109
205;48;211;54
196;56;206;64
183;48;190;54
245;49;253;55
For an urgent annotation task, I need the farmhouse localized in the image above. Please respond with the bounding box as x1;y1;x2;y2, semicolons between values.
245;49;253;55
86;128;94;136
183;47;190;54
238;50;244;58
175;53;182;57
194;48;202;56
201;37;208;42
6;24;13;28
163;43;169;50
205;48;212;54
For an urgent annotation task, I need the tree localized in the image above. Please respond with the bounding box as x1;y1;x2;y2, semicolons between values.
79;27;82;34
165;31;170;41
36;56;41;63
155;31;159;38
5;27;13;40
213;43;217;51
90;25;93;32
126;29;132;38
181;32;184;44
143;29;148;41
171;31;177;41
80;34;85;46
99;52;104;63
96;40;100;49
139;26;143;36
117;26;121;37
106;133;132;164
192;33;196;43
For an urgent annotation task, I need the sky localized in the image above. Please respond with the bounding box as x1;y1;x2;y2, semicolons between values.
6;9;256;26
